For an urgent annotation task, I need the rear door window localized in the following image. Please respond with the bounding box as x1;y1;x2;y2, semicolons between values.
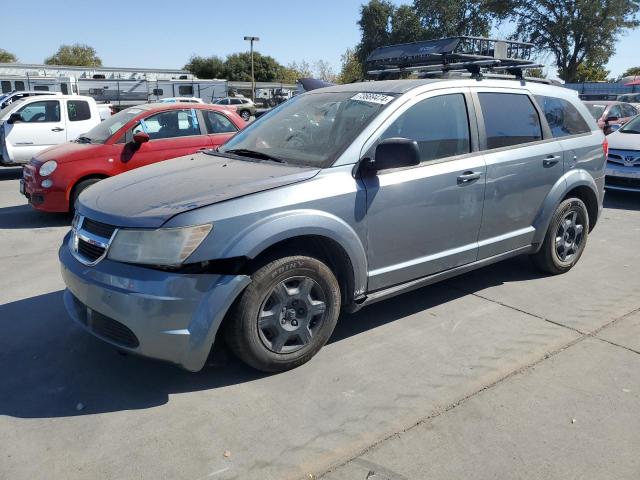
535;95;591;137
67;100;92;121
17;100;61;122
608;104;623;119
203;111;238;134
379;93;471;163
478;93;542;149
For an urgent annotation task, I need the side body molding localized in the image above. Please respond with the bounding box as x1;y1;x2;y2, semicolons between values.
220;209;369;299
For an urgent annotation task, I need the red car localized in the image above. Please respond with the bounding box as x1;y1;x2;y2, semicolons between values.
22;103;244;213
584;100;638;135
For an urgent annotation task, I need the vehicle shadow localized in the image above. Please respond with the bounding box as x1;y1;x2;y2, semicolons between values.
0;256;540;419
0;204;70;229
604;190;640;212
0;167;22;181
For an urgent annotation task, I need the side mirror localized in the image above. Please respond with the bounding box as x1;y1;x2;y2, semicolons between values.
7;112;22;124
370;137;420;171
605;116;619;123
132;131;150;144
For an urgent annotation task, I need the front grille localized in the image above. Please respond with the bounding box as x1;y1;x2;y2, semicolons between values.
77;238;106;262
606;176;640;189
82;218;116;238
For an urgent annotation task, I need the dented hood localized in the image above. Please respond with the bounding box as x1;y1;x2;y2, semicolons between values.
77;153;319;228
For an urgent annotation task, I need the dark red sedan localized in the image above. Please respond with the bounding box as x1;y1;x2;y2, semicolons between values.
22;103;245;213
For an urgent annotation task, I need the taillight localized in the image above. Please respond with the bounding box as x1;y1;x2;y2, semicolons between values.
602;137;609;159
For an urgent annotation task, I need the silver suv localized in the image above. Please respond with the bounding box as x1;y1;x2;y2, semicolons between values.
59;76;605;372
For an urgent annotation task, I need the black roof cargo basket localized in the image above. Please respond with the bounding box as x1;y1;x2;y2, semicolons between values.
366;37;542;80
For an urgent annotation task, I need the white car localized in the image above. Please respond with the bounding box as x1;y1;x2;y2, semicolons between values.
159;97;205;104
1;95;105;166
605;114;640;191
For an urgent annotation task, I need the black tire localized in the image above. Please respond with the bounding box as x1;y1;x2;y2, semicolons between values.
240;110;251;121
531;197;589;275
71;178;101;212
225;255;341;372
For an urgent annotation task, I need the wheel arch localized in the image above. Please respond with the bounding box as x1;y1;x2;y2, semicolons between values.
67;172;110;209
532;169;600;247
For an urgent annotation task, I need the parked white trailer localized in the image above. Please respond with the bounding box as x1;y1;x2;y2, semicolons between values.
0;75;77;95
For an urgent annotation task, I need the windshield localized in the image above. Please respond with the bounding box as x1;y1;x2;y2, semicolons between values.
218;91;396;167
585;104;606;120
79;106;143;143
620;115;640;133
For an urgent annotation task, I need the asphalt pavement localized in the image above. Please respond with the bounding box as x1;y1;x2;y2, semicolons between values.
1;166;639;480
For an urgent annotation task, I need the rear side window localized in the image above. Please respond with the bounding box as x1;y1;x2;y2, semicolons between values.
380;93;471;163
67;100;91;121
479;93;542;149
17;100;61;122
622;104;638;117
535;95;591;138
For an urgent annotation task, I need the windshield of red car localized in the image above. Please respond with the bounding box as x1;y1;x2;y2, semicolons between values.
78;107;143;143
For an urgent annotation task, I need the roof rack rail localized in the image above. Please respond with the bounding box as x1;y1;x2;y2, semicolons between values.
365;36;541;80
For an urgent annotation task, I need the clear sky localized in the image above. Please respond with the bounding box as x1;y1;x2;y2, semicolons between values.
1;0;638;78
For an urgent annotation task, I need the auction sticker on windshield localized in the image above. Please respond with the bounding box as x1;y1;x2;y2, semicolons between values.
351;93;394;105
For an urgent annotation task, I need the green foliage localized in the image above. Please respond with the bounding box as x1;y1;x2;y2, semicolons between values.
510;0;640;83
575;58;610;82
355;0;511;67
224;52;284;82
413;0;510;38
183;55;226;79
44;43;102;67
621;66;640;78
338;48;364;84
0;49;17;63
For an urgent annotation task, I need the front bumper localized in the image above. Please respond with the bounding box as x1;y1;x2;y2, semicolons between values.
22;163;69;212
605;163;640;192
59;237;251;371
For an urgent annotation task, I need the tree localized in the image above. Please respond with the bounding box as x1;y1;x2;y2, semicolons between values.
0;49;17;63
313;60;337;82
184;55;225;79
390;5;425;44
287;60;313;78
413;0;511;38
575;57;610;82
44;43;102;66
338;48;364;84
510;0;640;83
224;52;283;82
355;0;395;64
621;66;640;77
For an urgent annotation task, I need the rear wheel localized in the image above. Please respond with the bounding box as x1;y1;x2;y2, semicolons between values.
225;255;340;372
531;198;589;274
240;110;251;121
70;178;102;212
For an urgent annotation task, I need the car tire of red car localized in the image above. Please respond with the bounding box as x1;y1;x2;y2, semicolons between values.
224;255;341;373
531;197;589;275
71;178;102;212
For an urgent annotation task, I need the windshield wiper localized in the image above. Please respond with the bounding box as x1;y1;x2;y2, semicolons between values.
75;136;93;144
621;129;640;134
224;148;287;163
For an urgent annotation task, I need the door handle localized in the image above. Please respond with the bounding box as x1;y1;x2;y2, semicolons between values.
457;171;482;184
51;127;64;132
197;147;210;151
543;155;561;167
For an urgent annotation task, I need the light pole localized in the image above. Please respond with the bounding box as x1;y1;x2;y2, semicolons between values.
244;36;260;101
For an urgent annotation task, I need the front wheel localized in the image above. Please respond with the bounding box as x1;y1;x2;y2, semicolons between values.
530;198;589;275
70;178;102;212
225;255;341;372
240;110;251;121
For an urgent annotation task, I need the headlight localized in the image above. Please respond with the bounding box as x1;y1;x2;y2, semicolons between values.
107;224;212;266
39;160;58;177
